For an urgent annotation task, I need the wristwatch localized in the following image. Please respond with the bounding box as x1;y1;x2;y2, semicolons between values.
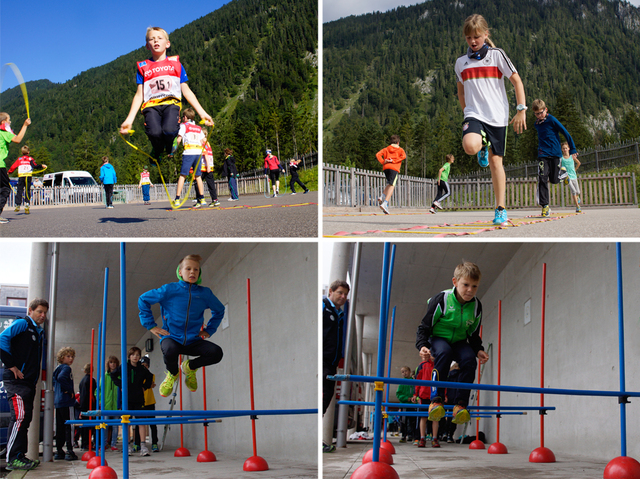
516;104;528;111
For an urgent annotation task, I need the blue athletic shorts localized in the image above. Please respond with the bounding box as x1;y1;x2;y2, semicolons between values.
180;154;203;177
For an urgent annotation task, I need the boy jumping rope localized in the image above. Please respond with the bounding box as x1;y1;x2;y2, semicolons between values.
8;146;46;215
415;262;489;427
375;134;406;215
119;27;213;160
173;108;207;207
139;254;225;398
430;154;455;214
532;99;575;217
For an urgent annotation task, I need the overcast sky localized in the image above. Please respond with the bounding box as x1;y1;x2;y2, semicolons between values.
0;242;31;285
323;0;640;22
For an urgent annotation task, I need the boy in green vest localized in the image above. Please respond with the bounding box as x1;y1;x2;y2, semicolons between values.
415;262;489;425
430;154;455;214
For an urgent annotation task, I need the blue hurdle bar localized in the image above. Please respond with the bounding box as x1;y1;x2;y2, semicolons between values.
329;374;640;399
82;408;317;418
337;400;555;412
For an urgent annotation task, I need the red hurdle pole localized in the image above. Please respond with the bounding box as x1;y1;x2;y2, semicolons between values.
529;264;555;463
488;300;507;454
197;365;216;462
243;278;268;471
470;326;484;449
83;329;97;462
174;354;190;457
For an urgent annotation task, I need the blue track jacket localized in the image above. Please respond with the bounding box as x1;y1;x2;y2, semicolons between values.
0;316;44;386
534;113;577;158
138;280;225;346
99;163;117;185
53;363;76;408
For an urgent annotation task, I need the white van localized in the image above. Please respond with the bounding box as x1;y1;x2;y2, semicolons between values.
42;171;97;187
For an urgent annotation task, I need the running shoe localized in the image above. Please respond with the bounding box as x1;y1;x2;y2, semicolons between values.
110;446;119;452
432;439;441;448
273;193;278;198
426;434;432;441
173;199;181;208
446;434;454;443
54;452;66;460
140;444;150;457
14;205;20;212
291;192;297;195
107;205;114;209
304;189;309;194
159;370;178;397
493;208;509;225
380;201;390;215
399;438;406;443
65;451;78;461
182;359;198;392
418;438;426;448
128;445;133;456
541;205;550;218
25;456;40;466
132;444;140;453
377;195;385;205
197;199;207;208
451;405;471;424
429;207;437;214
428;401;445;422
576;206;581;213
152;444;159;453
213;200;221;206
434;200;443;210
323;443;336;453
413;439;419;446
25;205;30;214
477;146;489;168
560;167;569;185
6;456;38;471
0;217;7;224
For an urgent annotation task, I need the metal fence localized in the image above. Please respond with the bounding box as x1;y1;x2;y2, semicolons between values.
239;151;318;178
7;176;271;207
323;163;638;209
457;140;640;180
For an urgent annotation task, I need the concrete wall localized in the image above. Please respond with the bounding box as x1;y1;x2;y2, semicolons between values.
135;243;318;464
477;243;639;462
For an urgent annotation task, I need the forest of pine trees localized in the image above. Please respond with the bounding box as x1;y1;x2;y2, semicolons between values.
323;0;640;178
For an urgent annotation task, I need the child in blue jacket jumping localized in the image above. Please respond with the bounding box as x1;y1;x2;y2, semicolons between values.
138;254;225;397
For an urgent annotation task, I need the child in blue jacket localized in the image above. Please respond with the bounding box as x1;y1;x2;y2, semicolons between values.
138;254;225;397
52;347;78;461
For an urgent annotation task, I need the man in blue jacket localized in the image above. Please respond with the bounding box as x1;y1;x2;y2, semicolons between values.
99;156;117;209
0;299;47;471
138;254;225;397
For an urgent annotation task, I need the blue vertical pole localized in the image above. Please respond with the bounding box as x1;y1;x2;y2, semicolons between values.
100;267;108;464
383;306;397;442
120;243;129;478
97;323;103;462
372;243;395;462
616;243;627;457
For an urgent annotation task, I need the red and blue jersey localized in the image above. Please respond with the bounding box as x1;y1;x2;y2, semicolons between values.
136;55;188;110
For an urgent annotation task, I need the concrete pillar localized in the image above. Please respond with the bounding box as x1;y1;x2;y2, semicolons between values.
28;242;51;461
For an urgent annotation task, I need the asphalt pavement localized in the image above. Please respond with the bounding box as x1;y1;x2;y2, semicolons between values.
323;205;640;238
0;192;318;238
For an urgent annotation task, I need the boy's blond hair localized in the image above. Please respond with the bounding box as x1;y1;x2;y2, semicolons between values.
182;108;196;121
56;347;76;364
532;99;546;111
83;363;92;374
179;254;202;268
453;261;482;282
21;146;30;155
146;26;169;42
0;112;9;124
463;14;496;48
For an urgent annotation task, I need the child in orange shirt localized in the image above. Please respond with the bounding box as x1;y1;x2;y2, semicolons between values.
375;134;406;214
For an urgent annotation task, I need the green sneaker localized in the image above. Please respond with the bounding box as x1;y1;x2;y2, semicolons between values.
159;370;178;397
6;456;38;471
181;359;198;392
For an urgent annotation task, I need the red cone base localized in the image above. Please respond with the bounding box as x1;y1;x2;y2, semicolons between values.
362;448;393;465
488;442;508;454
174;447;191;457
469;440;485;450
243;455;269;471
380;440;396;454
529;446;556;463
350;461;399;479
86;456;106;469
82;450;97;461
88;465;119;479
197;450;217;462
604;456;640;479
